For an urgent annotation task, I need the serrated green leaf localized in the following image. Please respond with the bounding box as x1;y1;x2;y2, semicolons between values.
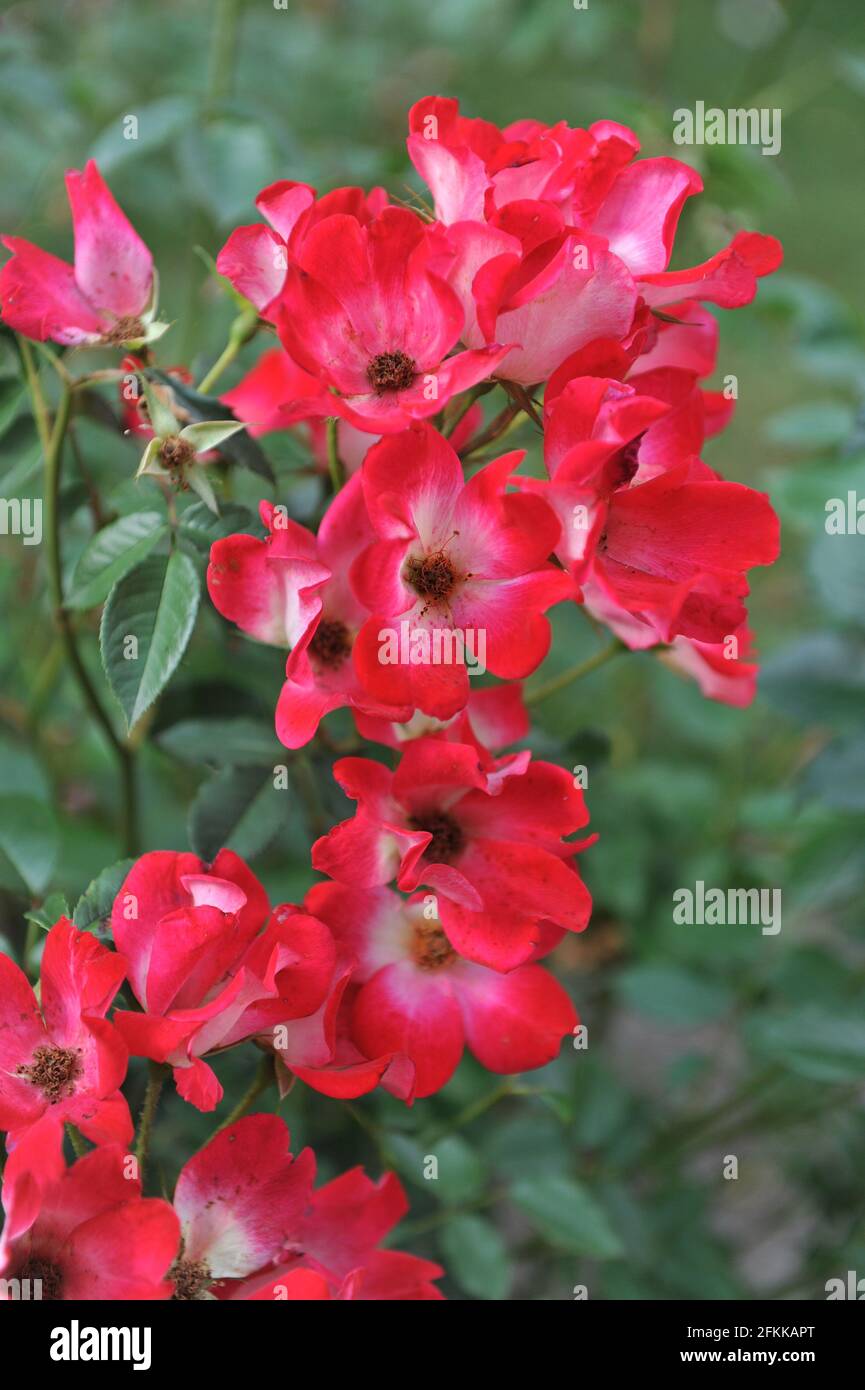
100;551;200;730
178;501;257;548
73;858;135;935
187;764;285;861
67;511;168;610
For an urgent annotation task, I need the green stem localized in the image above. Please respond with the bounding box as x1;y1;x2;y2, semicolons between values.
196;304;259;395
422;1080;517;1147
66;1123;87;1158
41;383;140;855
459;399;523;460
217;1053;275;1131
326;416;345;493
442;382;491;439
18;338;51;453
135;1061;167;1182
206;0;243;112
526;639;624;706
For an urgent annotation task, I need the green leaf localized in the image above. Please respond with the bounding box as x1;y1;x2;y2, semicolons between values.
802;735;865;812
157;717;280;767
67;511;168;610
617;964;732;1026
180;420;244;452
748;1008;865;1083
73;858;135;935
0;377;26;439
438;1215;511;1300
100;551;201;730
430;1135;487;1206
510;1175;623;1258
761;633;865;727
809;529;865;628
89;96;196;171
764;401;854;450
178;501;258;548
0;794;59;894
187;765;285;861
24;891;70;933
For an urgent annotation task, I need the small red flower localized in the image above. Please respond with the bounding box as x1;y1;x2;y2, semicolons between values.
350;422;575;720
0;1144;179;1300
312;738;593;972
520;370;780;647
0;161;157;346
216;180;388;317
110;851;335;1111
0;918;132;1232
169;1114;443;1300
207;474;413;748
303;881;578;1097
272;206;511;433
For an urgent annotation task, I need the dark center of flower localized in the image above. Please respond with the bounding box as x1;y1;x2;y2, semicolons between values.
17;1045;83;1104
171;1257;213;1301
411;920;457;972
103;316;146;345
19;1257;64;1299
159;434;196;491
367;351;416;394
607;435;643;490
308;618;352;668
405;550;458;604
160;435;195;470
409;810;464;863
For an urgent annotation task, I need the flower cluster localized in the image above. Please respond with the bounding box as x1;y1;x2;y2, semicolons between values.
0;94;782;1300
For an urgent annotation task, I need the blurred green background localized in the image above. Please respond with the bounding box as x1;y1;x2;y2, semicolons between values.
1;0;864;1300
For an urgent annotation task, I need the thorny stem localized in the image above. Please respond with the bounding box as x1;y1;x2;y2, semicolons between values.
525;639;625;706
135;1061;168;1182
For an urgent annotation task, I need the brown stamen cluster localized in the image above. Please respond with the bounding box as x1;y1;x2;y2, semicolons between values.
409;810;464;864
160;434;196;489
17;1044;82;1104
103;315;146;345
19;1257;63;1299
411;920;457;972
309;618;352;669
171;1257;213;1301
405;551;458;604
366;350;416;394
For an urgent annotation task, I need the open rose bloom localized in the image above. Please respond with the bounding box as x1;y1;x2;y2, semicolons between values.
0;88;784;1303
